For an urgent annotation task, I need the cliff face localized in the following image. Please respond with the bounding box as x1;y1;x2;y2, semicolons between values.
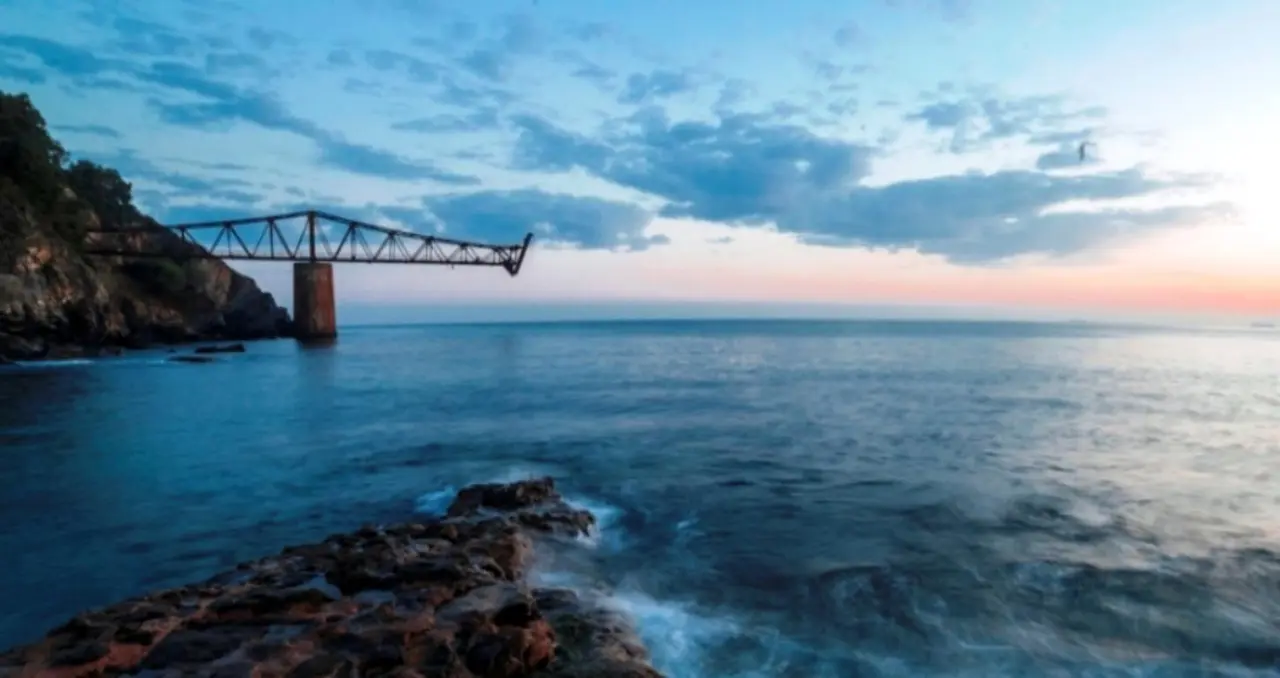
0;91;291;360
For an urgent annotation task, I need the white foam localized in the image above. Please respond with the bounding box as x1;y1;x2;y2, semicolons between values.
407;479;837;677
604;589;743;677
563;494;624;550
413;486;457;516
8;359;93;368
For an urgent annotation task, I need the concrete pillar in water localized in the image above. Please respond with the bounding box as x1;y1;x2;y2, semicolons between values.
292;262;337;341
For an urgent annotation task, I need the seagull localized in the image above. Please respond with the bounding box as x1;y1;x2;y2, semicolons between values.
1078;140;1097;162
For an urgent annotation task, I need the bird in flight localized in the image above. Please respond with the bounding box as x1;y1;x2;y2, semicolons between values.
1078;140;1097;162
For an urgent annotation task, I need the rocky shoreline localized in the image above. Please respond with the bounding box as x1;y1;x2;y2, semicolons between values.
1;91;294;363
0;478;663;678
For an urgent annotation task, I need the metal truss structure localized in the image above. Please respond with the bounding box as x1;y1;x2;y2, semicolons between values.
85;210;533;276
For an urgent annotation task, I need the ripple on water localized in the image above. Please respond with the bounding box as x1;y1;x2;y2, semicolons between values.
3;321;1280;677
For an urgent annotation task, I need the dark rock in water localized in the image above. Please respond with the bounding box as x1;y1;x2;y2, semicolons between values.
194;343;246;354
0;92;292;364
0;477;665;677
168;355;215;364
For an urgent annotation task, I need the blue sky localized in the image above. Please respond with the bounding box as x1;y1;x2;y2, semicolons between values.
2;0;1277;321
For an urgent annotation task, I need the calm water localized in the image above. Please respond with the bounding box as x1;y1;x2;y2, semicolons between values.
3;320;1280;676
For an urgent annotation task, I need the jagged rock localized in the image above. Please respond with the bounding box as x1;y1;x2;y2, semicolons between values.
0;478;665;678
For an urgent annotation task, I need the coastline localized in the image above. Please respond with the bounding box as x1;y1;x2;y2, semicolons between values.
0;478;662;678
0;337;283;366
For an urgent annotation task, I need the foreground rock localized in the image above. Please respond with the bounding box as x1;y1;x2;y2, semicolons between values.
0;91;292;362
0;478;664;678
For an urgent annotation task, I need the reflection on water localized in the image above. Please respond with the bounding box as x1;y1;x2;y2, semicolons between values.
2;320;1280;676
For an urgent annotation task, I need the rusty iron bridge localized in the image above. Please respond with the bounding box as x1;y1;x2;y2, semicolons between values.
85;210;534;340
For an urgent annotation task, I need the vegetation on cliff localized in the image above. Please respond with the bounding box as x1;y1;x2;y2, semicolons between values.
0;90;292;360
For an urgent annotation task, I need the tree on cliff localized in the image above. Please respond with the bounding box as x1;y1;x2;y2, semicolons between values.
0;92;68;216
0;91;154;245
65;160;139;230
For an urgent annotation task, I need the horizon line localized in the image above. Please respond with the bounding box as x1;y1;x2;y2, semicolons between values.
331;316;1278;335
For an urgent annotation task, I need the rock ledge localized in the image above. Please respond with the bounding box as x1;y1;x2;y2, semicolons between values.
0;478;663;678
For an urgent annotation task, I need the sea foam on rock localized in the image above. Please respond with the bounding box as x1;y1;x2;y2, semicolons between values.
0;477;663;678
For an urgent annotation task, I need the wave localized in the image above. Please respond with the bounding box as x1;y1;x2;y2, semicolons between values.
2;356;191;370
411;476;1280;677
5;358;95;369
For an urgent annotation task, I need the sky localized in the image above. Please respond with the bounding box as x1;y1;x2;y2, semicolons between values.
1;0;1279;323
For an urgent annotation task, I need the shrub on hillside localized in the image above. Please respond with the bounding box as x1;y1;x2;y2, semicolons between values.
0;92;68;216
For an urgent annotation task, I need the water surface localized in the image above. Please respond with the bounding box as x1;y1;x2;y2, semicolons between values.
3;319;1280;676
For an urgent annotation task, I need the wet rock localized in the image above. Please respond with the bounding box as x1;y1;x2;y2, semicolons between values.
194;343;246;354
141;628;261;668
285;653;351;678
448;478;559;516
0;478;664;677
48;639;109;666
113;625;156;645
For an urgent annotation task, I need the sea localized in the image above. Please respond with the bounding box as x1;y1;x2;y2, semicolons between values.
2;319;1280;677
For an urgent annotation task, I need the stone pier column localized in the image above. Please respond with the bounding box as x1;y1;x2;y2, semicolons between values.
292;262;337;341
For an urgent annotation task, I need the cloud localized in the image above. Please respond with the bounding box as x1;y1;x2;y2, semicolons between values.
905;89;1107;153
792;169;1233;262
907;101;969;129
205;52;268;75
76;149;267;207
0;3;1234;270
833;22;862;48
56;124;122;139
1035;143;1099;171
885;0;973;23
513;109;876;225
363;49;438;83
390;108;500;133
107;17;192;57
509;109;1229;262
552;49;616;87
317;138;478;184
572;62;616;86
424;190;664;250
569;22;611;42
0;35;476;184
457;13;544;82
326;49;354;67
246;28;293;51
0;34;122;79
0;60;44;84
619;69;698;104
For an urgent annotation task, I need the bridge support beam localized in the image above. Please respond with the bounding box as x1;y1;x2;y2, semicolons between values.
292;262;337;341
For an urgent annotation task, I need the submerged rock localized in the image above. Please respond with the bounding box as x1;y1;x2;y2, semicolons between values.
168;355;215;364
0;478;664;678
193;343;246;354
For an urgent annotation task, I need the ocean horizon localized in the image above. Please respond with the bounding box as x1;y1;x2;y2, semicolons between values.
3;318;1280;676
331;306;1278;332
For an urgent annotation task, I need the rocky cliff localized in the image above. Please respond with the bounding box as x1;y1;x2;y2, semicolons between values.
0;91;291;361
